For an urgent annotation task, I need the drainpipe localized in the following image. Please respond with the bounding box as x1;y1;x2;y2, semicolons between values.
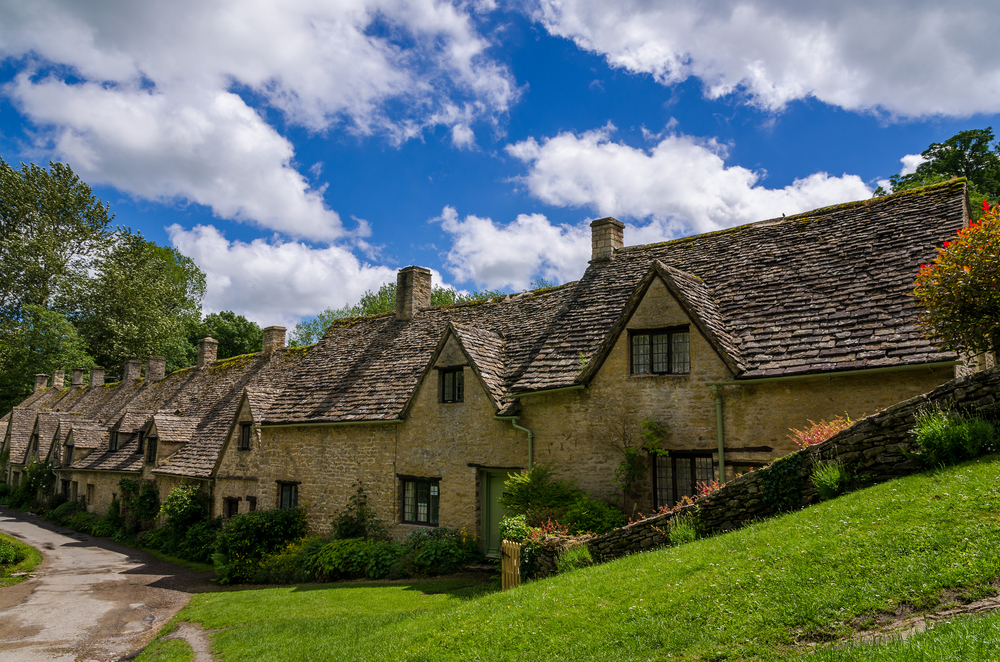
494;416;535;469
710;385;725;483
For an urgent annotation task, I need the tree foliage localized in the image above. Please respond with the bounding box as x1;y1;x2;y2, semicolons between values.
914;200;1000;357
191;311;263;360
876;128;1000;208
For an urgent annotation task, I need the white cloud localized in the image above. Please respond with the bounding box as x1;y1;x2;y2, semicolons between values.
451;123;476;149
899;153;927;176
434;206;590;290
167;224;398;328
0;0;517;237
506;125;872;234
532;0;1000;117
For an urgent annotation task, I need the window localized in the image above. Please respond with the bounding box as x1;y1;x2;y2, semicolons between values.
109;431;119;452
137;431;145;454
61;480;71;497
654;453;714;508
238;423;252;451
631;327;691;374
86;483;95;506
278;482;298;509
401;478;440;525
65;445;74;467
71;481;78;501
28;433;38;456
441;367;464;403
246;496;257;512
146;436;158;464
224;497;241;518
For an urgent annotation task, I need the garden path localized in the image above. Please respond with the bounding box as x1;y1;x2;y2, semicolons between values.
0;508;215;661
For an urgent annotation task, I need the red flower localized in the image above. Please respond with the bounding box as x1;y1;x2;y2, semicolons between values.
983;199;991;211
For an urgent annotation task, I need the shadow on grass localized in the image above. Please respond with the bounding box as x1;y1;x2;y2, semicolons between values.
287;574;500;600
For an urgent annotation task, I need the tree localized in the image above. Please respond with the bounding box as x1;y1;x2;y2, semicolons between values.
0;305;93;416
289;282;506;346
71;232;206;378
876;128;1000;207
0;160;113;321
914;200;1000;357
190;311;263;360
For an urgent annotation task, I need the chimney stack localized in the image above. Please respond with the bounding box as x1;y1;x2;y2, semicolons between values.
71;368;86;387
52;370;65;389
33;374;48;392
146;356;166;382
197;337;219;368
262;326;286;356
590;217;624;262
89;366;105;388
396;266;432;320
123;360;142;381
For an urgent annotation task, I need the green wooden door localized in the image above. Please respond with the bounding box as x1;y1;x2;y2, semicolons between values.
482;470;510;558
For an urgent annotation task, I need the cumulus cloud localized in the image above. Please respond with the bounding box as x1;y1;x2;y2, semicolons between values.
434;206;590;290
167;224;398;328
532;0;1000;117
899;153;927;176
0;0;517;238
506;124;872;235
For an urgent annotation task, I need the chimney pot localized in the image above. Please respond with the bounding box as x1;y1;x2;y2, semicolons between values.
71;368;86;386
197;337;219;368
33;374;48;393
146;356;166;382
262;326;286;355
89;366;105;388
123;360;142;381
590;217;625;262
396;266;432;320
52;370;65;389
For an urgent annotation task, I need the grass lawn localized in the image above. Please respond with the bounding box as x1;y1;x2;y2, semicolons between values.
0;531;42;587
140;456;1000;661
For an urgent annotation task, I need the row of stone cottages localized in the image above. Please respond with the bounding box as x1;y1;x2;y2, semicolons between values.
1;180;981;556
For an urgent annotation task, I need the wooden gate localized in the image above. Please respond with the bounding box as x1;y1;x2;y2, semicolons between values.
501;539;521;590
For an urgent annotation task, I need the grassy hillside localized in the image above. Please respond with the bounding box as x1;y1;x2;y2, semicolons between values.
141;456;1000;661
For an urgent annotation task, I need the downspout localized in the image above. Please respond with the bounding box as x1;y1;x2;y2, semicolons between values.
494;416;534;470
710;385;725;483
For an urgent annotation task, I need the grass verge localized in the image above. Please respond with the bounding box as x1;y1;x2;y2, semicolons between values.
0;531;42;587
141;456;1000;660
135;637;195;662
139;547;214;574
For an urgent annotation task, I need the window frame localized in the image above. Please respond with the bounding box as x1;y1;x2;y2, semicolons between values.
223;496;241;519
109;431;119;452
652;451;715;509
277;481;299;510
136;431;145;455
238;423;253;451
145;435;158;465
400;476;441;526
629;326;691;375
440;367;465;403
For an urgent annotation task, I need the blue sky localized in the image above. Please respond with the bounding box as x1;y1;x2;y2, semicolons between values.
0;1;997;328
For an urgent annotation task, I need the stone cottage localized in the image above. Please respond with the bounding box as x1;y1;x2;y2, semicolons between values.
0;180;974;556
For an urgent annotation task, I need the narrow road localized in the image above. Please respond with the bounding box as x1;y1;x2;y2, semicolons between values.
0;508;216;661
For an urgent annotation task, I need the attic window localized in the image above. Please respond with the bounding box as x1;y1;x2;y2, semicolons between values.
136;431;145;454
238;423;252;451
109;431;119;452
146;435;158;464
631;328;690;375
441;367;464;403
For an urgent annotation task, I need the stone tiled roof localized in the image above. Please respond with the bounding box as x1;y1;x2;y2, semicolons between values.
73;437;143;473
150;415;200;444
67;424;108;450
260;180;965;424
5;409;38;465
33;412;76;464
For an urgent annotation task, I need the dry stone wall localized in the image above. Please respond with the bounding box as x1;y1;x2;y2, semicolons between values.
584;365;1000;565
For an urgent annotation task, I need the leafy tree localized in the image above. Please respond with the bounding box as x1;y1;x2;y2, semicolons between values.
290;281;506;346
876;128;1000;207
0;305;93;416
914;200;1000;357
191;311;263;360
71;232;206;378
0;160;113;320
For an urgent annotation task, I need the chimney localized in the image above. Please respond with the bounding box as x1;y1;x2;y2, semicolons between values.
146;356;166;382
262;326;286;356
33;374;48;392
396;266;432;320
590;217;625;262
197;337;219;368
52;370;65;389
123;360;142;381
71;368;86;386
89;366;105;388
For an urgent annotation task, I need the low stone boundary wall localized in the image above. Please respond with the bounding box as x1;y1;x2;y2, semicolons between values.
585;365;1000;564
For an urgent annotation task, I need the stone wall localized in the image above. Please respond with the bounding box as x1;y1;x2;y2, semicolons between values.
584;365;1000;564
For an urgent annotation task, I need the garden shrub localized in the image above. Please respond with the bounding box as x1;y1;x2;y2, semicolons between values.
159;485;211;531
561;498;624;535
119;479;160;534
47;498;84;526
365;541;405;579
501;464;624;534
788;415;853;449
761;452;805;512
0;539;24;566
812;459;849;500
255;537;324;584
67;510;101;535
45;492;67;512
213;507;307;584
331;487;386;540
313;538;371;580
498;514;530;543
90;500;122;538
910;407;999;467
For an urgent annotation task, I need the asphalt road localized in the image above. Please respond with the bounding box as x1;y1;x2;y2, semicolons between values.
0;509;215;661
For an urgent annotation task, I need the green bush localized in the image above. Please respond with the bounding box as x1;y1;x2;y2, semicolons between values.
45;492;67;511
405;527;481;576
254;537;325;584
90;500;122;538
48;498;84;526
498;514;531;543
365;541;405;579
159;485;211;530
213;508;307;584
911;408;999;467
812;459;849;500
500;464;624;534
331;487;386;540
67;510;101;535
561;498;625;535
313;538;371;580
0;539;24;566
669;513;698;545
555;544;593;573
119;479;160;534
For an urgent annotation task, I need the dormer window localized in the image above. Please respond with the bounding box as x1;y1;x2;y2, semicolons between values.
238;423;252;450
441;367;464;403
146;435;158;464
109;431;119;452
631;327;691;374
137;431;145;454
